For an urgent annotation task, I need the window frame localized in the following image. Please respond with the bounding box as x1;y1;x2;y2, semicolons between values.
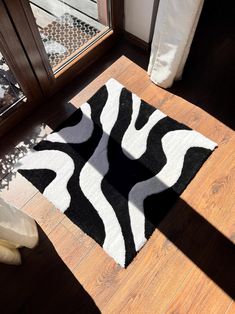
0;0;124;136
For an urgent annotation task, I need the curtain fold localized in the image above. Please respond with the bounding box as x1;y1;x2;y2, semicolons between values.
148;0;204;88
0;197;38;265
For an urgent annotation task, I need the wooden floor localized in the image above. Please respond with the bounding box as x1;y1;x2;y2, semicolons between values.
0;56;234;313
168;0;235;130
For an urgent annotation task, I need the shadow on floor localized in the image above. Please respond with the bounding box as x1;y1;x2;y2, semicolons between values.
0;226;100;314
155;198;235;299
168;0;235;130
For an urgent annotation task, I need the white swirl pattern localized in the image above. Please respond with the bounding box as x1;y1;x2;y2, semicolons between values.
122;93;166;160
79;79;126;267
18;150;75;212
128;129;217;251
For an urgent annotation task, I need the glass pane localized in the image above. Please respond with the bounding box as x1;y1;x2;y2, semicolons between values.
0;52;24;115
29;0;110;72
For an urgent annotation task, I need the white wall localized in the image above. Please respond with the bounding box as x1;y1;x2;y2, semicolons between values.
124;0;156;43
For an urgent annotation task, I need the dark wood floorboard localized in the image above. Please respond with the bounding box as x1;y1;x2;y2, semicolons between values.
168;0;235;130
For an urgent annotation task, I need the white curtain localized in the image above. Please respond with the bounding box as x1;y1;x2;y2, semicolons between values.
0;197;38;265
148;0;204;88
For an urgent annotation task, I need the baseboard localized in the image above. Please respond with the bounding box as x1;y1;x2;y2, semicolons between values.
124;31;150;52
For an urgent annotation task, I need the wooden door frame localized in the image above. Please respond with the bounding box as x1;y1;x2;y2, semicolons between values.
0;0;124;137
98;0;109;26
4;0;55;96
0;2;43;102
4;0;124;96
0;1;44;136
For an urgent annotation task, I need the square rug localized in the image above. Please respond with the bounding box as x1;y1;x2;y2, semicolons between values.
18;78;217;267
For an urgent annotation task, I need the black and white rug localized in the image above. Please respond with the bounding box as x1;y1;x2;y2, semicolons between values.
18;79;217;267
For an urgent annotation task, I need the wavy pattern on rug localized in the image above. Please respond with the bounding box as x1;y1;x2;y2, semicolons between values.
18;78;217;267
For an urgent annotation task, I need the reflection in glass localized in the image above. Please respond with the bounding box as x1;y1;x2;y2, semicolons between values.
0;52;24;115
30;0;110;71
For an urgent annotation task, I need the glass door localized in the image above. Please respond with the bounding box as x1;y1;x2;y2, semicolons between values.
4;0;122;94
29;0;110;73
0;0;123;134
0;52;24;115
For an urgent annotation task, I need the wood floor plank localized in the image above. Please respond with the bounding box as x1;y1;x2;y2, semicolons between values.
165;265;232;314
226;301;235;314
21;192;64;235
60;215;96;253
0;172;38;209
74;243;122;305
46;222;95;271
139;82;174;110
